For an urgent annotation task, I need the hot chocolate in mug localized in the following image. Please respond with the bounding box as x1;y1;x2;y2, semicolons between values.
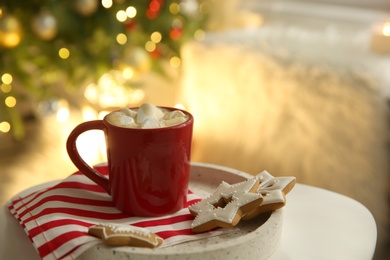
66;104;193;217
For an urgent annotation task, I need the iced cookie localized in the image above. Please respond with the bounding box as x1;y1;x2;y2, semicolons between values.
88;223;163;248
242;171;296;220
189;177;263;233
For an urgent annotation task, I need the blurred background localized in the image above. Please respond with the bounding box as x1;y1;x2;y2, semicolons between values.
0;0;389;259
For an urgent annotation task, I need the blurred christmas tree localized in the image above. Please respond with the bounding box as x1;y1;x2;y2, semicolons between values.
0;0;208;139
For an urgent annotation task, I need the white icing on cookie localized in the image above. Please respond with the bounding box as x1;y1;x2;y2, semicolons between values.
189;170;296;231
189;177;263;230
91;223;163;247
256;171;296;206
103;223;152;238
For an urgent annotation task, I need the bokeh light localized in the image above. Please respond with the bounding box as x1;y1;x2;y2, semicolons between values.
59;48;70;59
116;33;127;45
126;6;137;18
101;0;113;9
1;73;13;84
0;121;11;133
5;96;16;108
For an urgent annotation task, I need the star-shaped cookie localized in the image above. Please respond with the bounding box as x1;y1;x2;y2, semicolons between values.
189;177;263;233
242;171;296;220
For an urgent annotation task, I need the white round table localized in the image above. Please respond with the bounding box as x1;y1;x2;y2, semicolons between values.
0;182;377;260
269;184;377;260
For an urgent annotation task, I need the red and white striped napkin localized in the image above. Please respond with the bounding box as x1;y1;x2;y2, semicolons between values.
8;165;225;260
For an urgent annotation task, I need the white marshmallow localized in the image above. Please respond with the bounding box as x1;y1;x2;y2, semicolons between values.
164;110;186;120
136;103;164;123
161;117;187;127
141;117;161;128
123;122;138;128
120;108;137;118
107;111;124;118
107;113;134;126
105;103;188;128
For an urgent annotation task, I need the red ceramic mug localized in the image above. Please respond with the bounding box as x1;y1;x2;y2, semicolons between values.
66;107;193;217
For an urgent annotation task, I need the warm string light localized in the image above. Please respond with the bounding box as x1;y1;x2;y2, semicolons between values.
4;0;204;64
122;67;134;79
170;56;181;68
0;14;22;48
101;0;113;9
1;73;12;84
194;29;205;41
1;83;12;93
5;96;16;107
1;0;207;139
116;33;127;45
109;1;206;69
83;70;145;109
119;0;205;69
58;47;70;59
0;121;11;133
126;6;137;18
0;0;206;112
1;73;16;108
115;5;138;23
145;41;156;52
169;3;180;15
56;99;70;123
1;73;15;133
151;31;162;43
116;10;127;22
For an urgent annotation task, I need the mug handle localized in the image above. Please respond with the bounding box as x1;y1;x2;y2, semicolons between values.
66;120;110;194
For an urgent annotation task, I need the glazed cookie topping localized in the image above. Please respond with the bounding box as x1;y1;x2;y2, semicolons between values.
257;171;296;201
88;223;163;248
189;171;296;232
189;177;263;233
242;171;296;220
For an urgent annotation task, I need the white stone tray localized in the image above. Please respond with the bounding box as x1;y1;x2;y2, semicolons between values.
78;162;283;260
